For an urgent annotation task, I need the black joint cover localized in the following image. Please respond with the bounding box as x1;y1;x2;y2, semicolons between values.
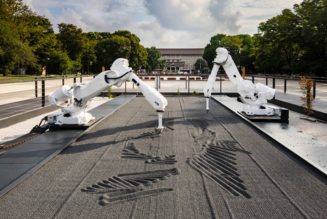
281;108;289;124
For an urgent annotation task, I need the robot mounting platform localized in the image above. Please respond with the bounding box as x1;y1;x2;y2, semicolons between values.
239;108;289;123
48;119;99;131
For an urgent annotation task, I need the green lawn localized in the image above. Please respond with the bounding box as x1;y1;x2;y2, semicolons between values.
0;74;91;83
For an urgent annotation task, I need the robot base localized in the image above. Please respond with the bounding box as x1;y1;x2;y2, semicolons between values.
49;121;97;131
47;111;96;130
239;108;289;123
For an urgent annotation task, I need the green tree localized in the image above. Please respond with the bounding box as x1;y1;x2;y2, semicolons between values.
255;9;302;74
81;43;97;74
57;23;85;61
0;0;37;75
194;58;208;73
146;47;164;71
253;34;279;74
46;49;70;74
294;0;327;75
203;34;226;69
237;34;256;73
203;34;255;72
24;15;53;47
0;20;36;74
33;32;72;75
84;32;111;41
114;30;148;70
221;36;242;60
95;35;131;71
0;19;21;74
253;1;327;76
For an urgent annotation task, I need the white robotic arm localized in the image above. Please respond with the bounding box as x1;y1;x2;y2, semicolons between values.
48;58;167;129
204;47;276;116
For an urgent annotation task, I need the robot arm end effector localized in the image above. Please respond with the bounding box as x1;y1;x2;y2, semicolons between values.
128;72;167;112
127;71;167;130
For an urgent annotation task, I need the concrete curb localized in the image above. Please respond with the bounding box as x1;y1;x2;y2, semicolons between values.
270;98;327;122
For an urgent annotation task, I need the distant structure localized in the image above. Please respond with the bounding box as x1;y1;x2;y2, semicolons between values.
158;48;204;73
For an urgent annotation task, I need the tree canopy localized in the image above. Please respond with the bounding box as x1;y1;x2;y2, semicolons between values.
146;47;164;71
203;0;327;76
203;34;255;73
254;0;327;75
194;58;208;73
0;0;149;75
1;0;326;76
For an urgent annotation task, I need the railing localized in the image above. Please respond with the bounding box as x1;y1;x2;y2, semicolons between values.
1;74;326;108
0;75;94;107
119;74;326;99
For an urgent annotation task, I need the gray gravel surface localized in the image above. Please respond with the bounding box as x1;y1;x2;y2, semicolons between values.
0;96;326;219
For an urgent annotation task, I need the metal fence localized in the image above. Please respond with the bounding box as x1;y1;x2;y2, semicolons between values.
115;74;326;100
1;74;326;108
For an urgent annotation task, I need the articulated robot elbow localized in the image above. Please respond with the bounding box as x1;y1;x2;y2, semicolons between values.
48;85;73;107
129;73;167;112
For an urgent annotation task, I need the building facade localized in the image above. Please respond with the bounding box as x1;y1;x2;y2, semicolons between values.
158;48;204;73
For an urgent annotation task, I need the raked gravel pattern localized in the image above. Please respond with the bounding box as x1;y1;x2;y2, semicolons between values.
0;96;326;219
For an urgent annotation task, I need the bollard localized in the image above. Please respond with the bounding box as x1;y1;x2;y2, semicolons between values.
313;80;316;99
93;74;95;78
252;75;254;83
41;79;45;107
35;77;38;98
266;77;268;85
73;77;76;84
272;78;275;88
62;76;65;85
80;74;82;83
284;79;287;93
187;76;190;94
157;75;160;89
220;75;222;93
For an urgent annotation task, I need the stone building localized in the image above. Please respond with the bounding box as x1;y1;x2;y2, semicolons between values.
158;48;204;73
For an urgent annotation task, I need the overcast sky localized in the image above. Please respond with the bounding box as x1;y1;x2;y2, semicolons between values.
23;0;302;48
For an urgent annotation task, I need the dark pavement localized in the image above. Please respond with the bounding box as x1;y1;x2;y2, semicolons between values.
0;98;49;119
0;96;325;218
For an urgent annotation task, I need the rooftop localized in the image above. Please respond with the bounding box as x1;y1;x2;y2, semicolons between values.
158;48;204;56
0;96;326;218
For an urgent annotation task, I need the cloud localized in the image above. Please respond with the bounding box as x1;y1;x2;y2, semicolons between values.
137;21;215;48
144;0;240;33
23;0;302;47
209;0;240;33
237;0;302;33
